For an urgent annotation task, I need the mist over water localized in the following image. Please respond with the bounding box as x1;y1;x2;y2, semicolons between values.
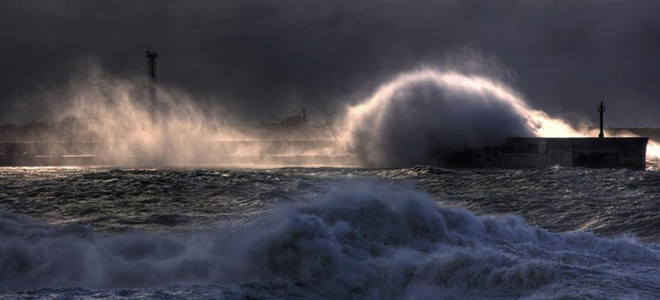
58;66;227;165
47;65;350;167
22;64;660;167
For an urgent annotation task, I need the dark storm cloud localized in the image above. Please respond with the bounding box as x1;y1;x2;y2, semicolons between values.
1;0;659;126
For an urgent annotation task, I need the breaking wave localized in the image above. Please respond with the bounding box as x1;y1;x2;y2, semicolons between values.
18;64;660;168
343;68;660;167
2;182;659;298
344;69;534;166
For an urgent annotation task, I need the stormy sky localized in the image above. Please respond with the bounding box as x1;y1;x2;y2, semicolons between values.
1;0;659;126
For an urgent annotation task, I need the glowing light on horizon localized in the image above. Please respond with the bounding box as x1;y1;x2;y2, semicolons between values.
646;141;660;163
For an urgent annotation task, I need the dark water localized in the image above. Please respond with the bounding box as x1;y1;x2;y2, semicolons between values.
1;166;659;299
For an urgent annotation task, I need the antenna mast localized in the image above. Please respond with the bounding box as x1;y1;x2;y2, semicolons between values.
598;101;605;138
146;51;158;126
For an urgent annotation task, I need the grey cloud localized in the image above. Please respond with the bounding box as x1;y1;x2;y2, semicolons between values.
1;0;659;126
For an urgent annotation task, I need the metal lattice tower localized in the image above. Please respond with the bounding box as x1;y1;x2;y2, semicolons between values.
146;51;158;126
598;101;606;138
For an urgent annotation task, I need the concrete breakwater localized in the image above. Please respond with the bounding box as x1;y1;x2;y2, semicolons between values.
438;137;649;170
0;137;649;169
0;140;360;167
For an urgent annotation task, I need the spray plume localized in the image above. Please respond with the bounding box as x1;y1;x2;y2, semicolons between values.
34;64;660;168
343;67;660;167
51;65;351;167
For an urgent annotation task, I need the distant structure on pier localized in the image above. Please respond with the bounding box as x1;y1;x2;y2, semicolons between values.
598;101;606;138
280;109;308;127
146;51;158;126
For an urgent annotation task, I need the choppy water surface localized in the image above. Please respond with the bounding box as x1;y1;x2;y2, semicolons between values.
1;166;659;299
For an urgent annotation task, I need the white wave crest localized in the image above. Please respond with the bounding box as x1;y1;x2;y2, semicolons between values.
1;183;659;298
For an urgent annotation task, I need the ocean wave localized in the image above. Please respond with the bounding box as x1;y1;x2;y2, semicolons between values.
1;182;659;299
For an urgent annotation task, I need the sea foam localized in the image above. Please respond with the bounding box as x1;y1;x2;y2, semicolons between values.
1;182;659;299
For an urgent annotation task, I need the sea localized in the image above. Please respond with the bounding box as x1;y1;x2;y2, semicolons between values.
1;166;659;299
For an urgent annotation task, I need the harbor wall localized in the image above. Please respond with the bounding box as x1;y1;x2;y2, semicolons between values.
442;137;648;170
0;137;649;169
